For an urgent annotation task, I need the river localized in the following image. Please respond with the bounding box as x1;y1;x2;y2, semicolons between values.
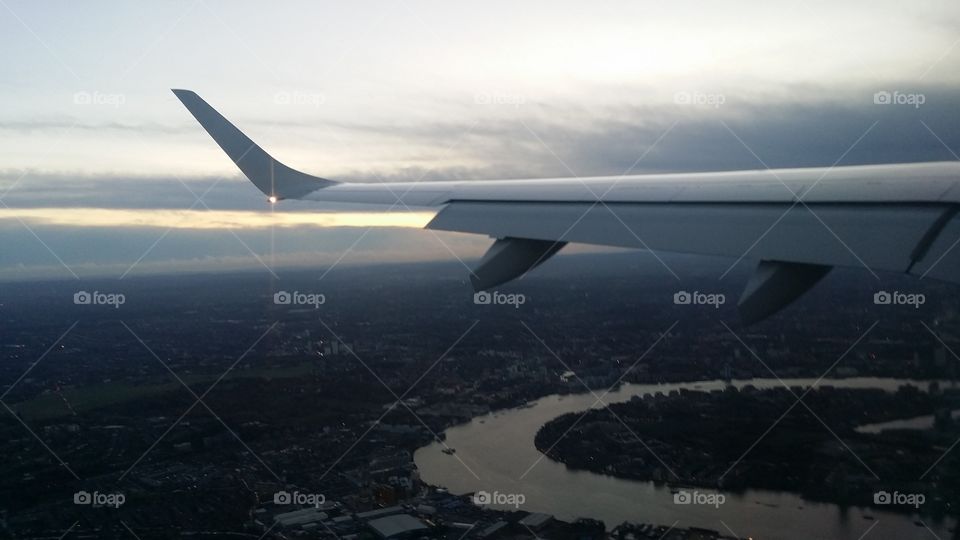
414;377;958;540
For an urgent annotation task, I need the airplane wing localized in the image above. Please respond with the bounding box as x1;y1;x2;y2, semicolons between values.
173;89;960;323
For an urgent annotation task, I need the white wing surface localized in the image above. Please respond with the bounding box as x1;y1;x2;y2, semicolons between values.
174;89;960;322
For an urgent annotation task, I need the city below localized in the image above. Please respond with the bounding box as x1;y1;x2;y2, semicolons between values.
1;253;957;539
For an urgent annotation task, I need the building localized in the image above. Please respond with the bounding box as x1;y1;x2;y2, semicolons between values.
518;512;553;531
368;514;429;539
273;507;328;528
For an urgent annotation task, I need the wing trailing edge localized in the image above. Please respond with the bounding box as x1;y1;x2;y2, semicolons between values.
174;89;960;323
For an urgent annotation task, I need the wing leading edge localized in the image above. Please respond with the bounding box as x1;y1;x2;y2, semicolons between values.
173;89;960;323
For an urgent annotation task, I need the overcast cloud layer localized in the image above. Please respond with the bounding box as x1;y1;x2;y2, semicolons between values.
0;0;958;281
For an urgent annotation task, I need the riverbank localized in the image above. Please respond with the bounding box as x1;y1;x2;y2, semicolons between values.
414;378;958;540
534;384;958;516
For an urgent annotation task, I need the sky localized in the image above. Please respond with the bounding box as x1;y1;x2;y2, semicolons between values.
0;0;959;281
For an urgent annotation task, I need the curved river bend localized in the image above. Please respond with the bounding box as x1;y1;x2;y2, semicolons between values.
414;378;957;540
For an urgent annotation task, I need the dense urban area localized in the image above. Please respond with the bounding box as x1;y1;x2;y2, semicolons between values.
1;253;958;539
